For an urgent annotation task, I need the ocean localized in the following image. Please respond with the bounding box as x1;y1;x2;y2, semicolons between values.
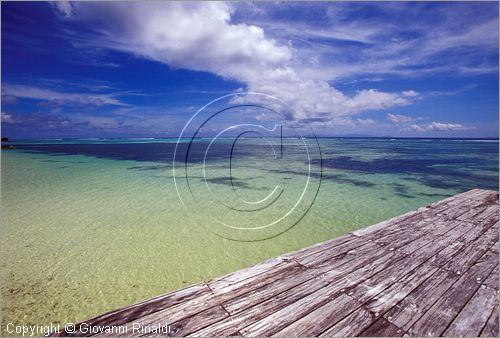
1;137;498;331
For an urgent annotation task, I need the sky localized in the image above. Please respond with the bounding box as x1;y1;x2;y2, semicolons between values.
1;1;499;139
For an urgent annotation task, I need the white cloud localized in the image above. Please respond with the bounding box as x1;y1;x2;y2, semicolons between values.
1;112;16;124
356;118;376;126
402;90;419;97
404;122;473;132
405;124;425;132
52;1;417;123
56;2;292;80
50;1;74;18
347;89;411;112
387;113;415;124
2;84;128;107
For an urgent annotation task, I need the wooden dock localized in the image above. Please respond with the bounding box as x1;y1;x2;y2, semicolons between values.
53;189;499;337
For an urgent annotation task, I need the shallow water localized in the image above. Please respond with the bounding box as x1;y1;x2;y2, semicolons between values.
1;137;498;333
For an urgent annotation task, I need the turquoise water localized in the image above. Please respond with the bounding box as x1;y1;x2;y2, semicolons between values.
1;137;498;333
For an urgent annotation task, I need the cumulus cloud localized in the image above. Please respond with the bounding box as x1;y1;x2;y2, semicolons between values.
404;122;473;132
55;2;291;81
52;1;417;123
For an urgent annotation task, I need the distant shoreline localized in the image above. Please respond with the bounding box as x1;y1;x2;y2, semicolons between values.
4;136;500;143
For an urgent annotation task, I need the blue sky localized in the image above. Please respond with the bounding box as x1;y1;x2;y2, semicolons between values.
1;1;498;139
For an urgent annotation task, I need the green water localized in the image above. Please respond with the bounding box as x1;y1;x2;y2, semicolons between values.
1;138;498;333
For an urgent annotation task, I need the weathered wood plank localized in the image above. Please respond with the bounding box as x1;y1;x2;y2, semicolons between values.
208;260;304;295
489;240;499;254
480;298;499;337
191;275;332;336
408;250;498;336
350;190;468;238
221;241;384;316
355;195;490;258
382;210;498;328
239;284;345;336
283;233;359;261
348;235;468;308
359;317;406;337
455;204;490;222
443;226;498;275
292;237;376;268
444;286;499;337
271;293;360;337
207;257;285;290
318;306;376;337
363;220;492;318
369;227;427;250
352;189;491;239
205;239;406;330
454;211;498;245
483;264;499;290
319;248;403;289
397;223;465;256
208;259;297;291
363;265;439;316
382;268;461;331
383;206;498;330
347;253;436;306
222;265;319;316
239;249;406;336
